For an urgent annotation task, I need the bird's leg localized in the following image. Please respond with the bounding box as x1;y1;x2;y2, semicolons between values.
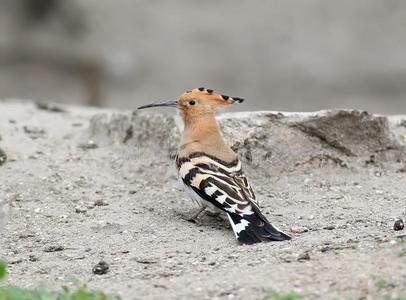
187;206;206;223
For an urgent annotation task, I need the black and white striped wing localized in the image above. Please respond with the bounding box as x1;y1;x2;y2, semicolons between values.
176;152;291;244
177;152;255;215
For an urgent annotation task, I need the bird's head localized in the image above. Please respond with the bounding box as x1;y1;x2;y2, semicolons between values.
138;87;244;117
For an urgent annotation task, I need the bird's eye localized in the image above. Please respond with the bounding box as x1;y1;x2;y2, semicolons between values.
189;100;196;106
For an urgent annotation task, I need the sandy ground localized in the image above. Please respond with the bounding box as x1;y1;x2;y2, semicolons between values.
0;100;405;300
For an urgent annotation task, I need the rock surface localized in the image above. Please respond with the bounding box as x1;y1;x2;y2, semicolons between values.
89;108;406;172
0;100;405;300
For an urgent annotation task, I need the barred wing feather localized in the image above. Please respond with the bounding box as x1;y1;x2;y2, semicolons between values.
177;152;291;244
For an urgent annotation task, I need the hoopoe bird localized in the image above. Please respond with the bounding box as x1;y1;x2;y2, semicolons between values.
138;88;291;244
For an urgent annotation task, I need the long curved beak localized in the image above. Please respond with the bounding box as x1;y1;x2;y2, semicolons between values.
137;100;178;110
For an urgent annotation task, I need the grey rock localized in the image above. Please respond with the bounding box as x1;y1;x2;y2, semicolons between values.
393;219;404;231
290;226;309;234
85;109;406;173
94;199;109;206
78;140;98;150
43;245;64;252
289;110;398;156
297;251;311;261
92;261;110;275
0;148;6;166
36;102;66;113
323;225;336;230
23;126;46;139
75;206;87;213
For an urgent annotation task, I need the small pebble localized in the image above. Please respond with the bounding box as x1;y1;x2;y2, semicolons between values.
280;254;295;263
92;261;109;275
0;148;7;166
393;219;404;231
75;206;87;213
23;126;45;135
323;225;336;230
44;245;64;252
320;246;333;253
86;202;96;209
9;258;23;264
36;102;66;113
29;255;39;262
79;140;98;150
297;252;311;261
290;226;309;234
94;199;109;206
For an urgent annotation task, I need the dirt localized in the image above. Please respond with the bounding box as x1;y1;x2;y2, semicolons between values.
0;100;405;300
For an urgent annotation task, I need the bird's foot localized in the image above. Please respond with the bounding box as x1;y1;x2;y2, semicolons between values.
182;207;206;224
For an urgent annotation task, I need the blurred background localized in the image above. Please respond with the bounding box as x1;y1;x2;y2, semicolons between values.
0;0;405;113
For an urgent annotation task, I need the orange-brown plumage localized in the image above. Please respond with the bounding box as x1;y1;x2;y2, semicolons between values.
176;88;239;162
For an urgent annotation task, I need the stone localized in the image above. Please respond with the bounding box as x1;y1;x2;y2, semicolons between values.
297;251;311;261
75;206;87;213
92;261;109;275
290;226;309;234
0;148;6;166
393;219;404;231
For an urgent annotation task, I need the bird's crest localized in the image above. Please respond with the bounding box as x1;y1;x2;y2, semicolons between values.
181;87;244;105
